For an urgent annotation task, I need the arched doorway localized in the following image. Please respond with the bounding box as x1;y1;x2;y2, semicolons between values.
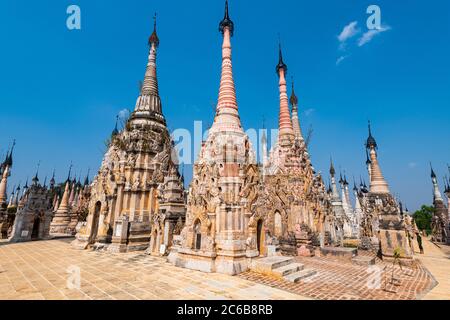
257;219;265;256
31;216;40;240
90;202;101;244
274;211;283;237
194;220;201;250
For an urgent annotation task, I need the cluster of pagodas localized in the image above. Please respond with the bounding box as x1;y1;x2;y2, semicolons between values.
0;148;92;242
2;1;446;275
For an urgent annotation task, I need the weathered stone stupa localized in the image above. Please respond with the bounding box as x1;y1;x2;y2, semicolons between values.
0;144;14;238
170;1;260;274
9;175;55;242
361;123;413;262
72;16;184;253
254;46;329;255
49;169;73;236
430;166;449;243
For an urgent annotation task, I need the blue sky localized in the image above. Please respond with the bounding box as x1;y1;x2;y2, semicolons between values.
0;0;449;211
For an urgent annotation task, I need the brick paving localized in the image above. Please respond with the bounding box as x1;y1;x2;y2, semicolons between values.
0;239;305;300
239;250;438;300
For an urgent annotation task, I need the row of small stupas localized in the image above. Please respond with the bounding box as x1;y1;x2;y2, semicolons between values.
0;148;91;242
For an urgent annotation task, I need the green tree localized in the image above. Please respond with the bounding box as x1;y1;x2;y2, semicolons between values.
413;205;434;235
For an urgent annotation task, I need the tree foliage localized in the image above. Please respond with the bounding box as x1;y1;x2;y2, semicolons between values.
413;205;434;235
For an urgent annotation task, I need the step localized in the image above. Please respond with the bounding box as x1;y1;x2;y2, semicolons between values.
320;246;357;261
251;256;295;274
284;268;317;283
352;255;376;266
272;263;305;277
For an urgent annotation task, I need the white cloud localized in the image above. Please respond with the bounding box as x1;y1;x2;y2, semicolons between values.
118;108;130;121
338;21;360;43
358;25;391;47
303;108;315;117
408;162;417;169
336;55;348;65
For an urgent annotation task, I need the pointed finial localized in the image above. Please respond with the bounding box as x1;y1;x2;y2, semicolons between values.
10;139;16;154
112;115;119;137
77;169;82;185
353;176;358;191
67;162;73;183
219;0;234;36
149;12;160;47
50;169;56;184
329;157;336;176
290;77;298;106
365;148;371;165
366;120;377;149
32;161;40;184
430;162;436;179
6;139;15;166
276;36;288;75
84;168;90;186
43;176;47;188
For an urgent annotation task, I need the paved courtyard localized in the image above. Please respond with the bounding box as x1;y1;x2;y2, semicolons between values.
417;239;450;300
0;238;448;300
0;239;305;300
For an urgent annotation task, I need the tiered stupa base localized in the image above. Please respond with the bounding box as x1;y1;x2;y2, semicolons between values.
49;213;74;237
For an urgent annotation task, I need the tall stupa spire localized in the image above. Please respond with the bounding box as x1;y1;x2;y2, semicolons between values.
366;121;389;194
0;140;14;207
276;41;294;146
131;13;165;125
142;13;160;96
329;158;340;201
430;163;443;202
290;79;304;141
212;0;242;132
50;164;73;234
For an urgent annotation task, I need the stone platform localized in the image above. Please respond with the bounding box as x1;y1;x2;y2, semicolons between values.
320;247;358;261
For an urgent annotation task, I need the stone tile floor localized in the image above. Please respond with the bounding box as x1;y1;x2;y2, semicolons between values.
0;237;448;300
239;241;446;300
416;239;450;300
0;238;305;300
